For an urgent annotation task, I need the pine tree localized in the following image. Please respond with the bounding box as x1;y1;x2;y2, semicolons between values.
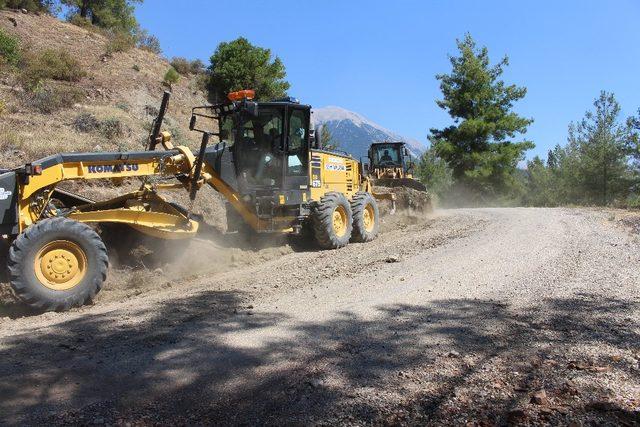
524;156;557;206
429;34;534;202
628;108;640;170
566;91;632;205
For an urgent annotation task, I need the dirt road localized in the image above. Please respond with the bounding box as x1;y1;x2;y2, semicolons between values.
1;208;639;425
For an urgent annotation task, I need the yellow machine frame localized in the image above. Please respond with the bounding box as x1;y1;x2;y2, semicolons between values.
14;142;383;240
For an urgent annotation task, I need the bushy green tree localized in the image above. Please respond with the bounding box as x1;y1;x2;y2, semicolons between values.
62;0;142;34
208;37;289;102
429;34;534;203
416;146;453;199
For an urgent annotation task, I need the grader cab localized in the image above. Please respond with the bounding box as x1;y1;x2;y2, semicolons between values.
1;90;383;312
367;141;427;191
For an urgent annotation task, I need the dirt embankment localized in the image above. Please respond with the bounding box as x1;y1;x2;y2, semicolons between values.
0;9;208;168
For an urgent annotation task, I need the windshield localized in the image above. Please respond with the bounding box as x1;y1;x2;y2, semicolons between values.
372;144;402;167
219;109;283;149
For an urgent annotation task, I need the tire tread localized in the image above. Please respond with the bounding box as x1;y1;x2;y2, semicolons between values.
8;217;108;312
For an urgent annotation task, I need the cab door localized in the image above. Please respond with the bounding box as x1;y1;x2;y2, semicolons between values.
283;106;310;193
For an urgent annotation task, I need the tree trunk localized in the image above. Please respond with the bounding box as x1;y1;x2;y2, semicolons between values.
80;0;90;18
602;162;607;206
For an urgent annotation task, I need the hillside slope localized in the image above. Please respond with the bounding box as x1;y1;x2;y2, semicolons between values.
0;10;231;228
0;10;207;168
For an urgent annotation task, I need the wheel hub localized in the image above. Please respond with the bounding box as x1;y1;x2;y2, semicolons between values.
332;207;347;237
363;204;375;232
35;241;87;291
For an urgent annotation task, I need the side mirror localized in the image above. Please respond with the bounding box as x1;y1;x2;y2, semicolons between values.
404;147;410;156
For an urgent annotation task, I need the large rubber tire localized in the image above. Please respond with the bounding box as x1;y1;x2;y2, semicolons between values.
8;217;108;312
311;192;353;249
350;191;380;243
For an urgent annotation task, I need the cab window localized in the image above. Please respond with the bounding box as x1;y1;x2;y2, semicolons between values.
374;145;401;166
287;109;308;176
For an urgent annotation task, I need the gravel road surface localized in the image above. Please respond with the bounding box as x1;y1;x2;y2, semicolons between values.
0;208;638;425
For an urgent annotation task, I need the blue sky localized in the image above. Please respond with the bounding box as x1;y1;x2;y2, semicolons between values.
136;0;640;160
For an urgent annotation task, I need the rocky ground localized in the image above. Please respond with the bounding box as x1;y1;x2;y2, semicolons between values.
0;207;639;426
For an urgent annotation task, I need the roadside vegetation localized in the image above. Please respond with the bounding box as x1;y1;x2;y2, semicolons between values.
417;34;640;208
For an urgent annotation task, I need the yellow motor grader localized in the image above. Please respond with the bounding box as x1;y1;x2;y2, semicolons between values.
1;90;383;312
367;141;427;191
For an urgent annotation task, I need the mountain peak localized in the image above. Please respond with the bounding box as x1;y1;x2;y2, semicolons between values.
313;106;372;127
312;106;427;159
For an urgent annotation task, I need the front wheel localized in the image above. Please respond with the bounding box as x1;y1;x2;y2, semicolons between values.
8;217;108;312
351;192;380;242
311;192;353;249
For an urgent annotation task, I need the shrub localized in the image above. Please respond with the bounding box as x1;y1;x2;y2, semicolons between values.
144;104;159;117
137;31;161;54
0;29;20;67
194;72;209;93
627;194;640;209
190;59;205;74
99;117;124;139
73;113;100;132
2;0;51;12
20;49;86;88
115;102;129;111
170;57;190;75
132;64;140;72
163;67;179;85
170;58;205;76
168;126;188;146
73;113;126;138
26;83;84;113
105;31;135;55
68;14;94;29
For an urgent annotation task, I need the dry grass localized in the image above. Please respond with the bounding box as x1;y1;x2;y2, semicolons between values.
0;10;208;169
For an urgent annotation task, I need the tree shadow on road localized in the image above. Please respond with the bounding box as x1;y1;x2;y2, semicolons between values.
0;291;638;425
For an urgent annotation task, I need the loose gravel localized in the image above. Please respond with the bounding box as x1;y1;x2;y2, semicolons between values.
0;208;638;426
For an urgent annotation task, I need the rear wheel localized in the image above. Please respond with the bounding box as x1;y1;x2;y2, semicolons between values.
8;217;108;312
311;192;353;249
351;191;380;242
